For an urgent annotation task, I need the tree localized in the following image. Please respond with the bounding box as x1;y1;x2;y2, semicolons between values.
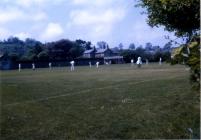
8;53;20;61
171;36;200;90
186;36;200;90
135;45;145;59
6;36;24;45
85;41;92;50
97;41;109;49
69;43;84;59
75;39;92;50
120;49;135;63
145;42;152;51
163;42;172;52
118;43;124;50
138;0;200;89
129;43;135;50
152;45;161;52
37;51;49;61
47;39;85;60
137;0;200;38
25;38;42;48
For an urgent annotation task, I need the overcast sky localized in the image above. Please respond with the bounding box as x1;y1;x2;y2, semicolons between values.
0;0;179;48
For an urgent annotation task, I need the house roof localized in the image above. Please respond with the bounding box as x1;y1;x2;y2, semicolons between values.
83;48;111;54
84;49;94;54
111;48;120;54
96;48;108;53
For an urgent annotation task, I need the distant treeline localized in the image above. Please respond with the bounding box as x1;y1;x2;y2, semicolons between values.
0;37;92;62
120;43;172;63
0;37;172;62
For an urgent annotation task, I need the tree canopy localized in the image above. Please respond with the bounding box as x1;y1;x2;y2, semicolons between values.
138;0;200;90
97;41;109;49
137;0;200;38
0;37;86;61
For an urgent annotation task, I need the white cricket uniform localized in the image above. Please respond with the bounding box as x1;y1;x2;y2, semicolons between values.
32;63;35;70
89;62;92;68
18;64;21;71
96;62;99;68
70;61;75;71
159;58;162;65
136;57;142;65
49;62;52;69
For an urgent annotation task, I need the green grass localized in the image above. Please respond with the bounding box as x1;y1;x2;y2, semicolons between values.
0;64;200;139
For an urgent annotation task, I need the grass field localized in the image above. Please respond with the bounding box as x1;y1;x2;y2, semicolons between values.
0;64;200;139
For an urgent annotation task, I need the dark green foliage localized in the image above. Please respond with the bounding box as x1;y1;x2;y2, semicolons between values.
37;51;49;61
171;36;200;90
76;39;92;50
121;49;135;62
137;0;200;37
145;42;153;51
121;45;171;63
118;43;124;50
138;0;200;90
129;43;135;50
188;41;200;89
0;37;86;61
69;43;84;59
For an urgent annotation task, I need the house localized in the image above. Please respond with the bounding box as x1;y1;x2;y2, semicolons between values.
104;56;124;64
82;47;96;58
83;47;115;58
82;47;124;64
95;48;114;58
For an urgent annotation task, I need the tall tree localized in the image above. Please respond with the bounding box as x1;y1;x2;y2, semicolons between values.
163;42;172;52
118;43;124;50
97;41;109;49
137;0;200;89
129;43;136;50
145;42;153;51
75;39;92;50
137;0;200;38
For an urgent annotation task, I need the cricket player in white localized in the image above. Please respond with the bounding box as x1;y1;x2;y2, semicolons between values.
32;63;35;70
136;57;142;68
96;61;99;68
49;62;52;70
70;61;75;71
89;62;92;68
18;63;21;72
146;59;149;65
131;59;134;66
159;57;162;65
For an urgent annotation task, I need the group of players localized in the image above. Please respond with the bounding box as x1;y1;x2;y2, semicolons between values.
18;57;162;72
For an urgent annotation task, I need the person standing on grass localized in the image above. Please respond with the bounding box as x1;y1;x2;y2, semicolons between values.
49;62;52;70
131;59;134;66
146;59;149;65
32;63;35;70
136;57;142;68
70;60;75;71
96;61;99;68
89;61;92;68
159;57;162;65
18;63;21;72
